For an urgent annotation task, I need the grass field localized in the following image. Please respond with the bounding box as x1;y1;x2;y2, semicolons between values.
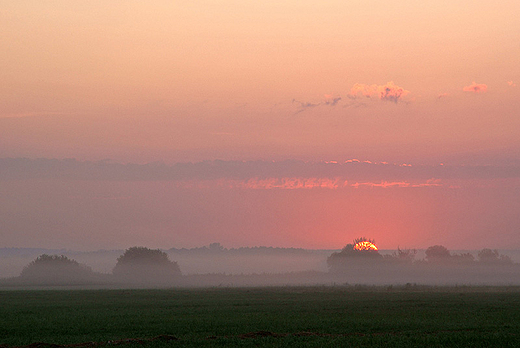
1;286;520;347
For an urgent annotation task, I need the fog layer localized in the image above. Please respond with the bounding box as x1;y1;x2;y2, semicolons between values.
2;247;520;288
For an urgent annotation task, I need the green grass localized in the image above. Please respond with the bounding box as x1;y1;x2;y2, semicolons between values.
1;286;520;347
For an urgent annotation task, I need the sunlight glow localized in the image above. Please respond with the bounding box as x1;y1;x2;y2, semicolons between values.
354;241;378;251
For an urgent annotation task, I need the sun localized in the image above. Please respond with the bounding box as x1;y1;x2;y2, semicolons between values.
353;240;378;251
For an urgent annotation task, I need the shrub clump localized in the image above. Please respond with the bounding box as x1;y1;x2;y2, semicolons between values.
20;254;94;284
113;247;181;283
327;237;382;272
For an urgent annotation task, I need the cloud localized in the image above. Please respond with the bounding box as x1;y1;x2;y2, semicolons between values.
292;95;342;114
462;82;488;93
508;81;516;87
5;158;520;184
323;95;342;106
292;99;320;114
174;177;446;190
351;179;442;189
292;99;320;108
347;81;409;103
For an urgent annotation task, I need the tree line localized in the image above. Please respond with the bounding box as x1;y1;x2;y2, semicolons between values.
12;241;517;285
327;238;513;272
18;247;181;285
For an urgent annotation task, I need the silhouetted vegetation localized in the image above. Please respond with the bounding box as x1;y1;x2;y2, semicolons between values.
327;241;518;281
113;247;181;283
1;243;519;288
422;246;512;265
327;238;383;272
20;254;95;284
425;245;451;262
384;247;417;264
478;248;513;264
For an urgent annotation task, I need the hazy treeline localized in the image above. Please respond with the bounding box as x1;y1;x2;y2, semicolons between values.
326;239;519;286
328;243;514;270
0;246;331;278
3;247;181;287
1;241;520;288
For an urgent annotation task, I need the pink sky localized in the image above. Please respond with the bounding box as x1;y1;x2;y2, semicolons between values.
1;1;520;250
2;1;520;164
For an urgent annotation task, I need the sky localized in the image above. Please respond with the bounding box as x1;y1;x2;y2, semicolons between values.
1;1;520;250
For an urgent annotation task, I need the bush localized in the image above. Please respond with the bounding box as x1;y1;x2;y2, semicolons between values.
477;248;512;264
425;245;451;262
20;254;94;284
385;247;417;264
113;247;181;283
327;238;382;272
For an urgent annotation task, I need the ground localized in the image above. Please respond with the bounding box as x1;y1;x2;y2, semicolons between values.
1;286;520;347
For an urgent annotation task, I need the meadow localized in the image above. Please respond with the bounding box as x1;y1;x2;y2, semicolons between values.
1;286;520;347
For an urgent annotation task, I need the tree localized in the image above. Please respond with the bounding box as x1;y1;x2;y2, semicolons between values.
387;247;417;263
477;249;512;264
451;252;475;264
425;245;451;262
208;242;225;252
327;238;382;272
20;254;94;284
113;247;181;282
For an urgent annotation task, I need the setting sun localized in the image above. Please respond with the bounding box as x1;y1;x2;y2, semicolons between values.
354;241;378;251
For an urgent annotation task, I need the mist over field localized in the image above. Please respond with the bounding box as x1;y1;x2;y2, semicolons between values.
2;245;520;288
0;246;333;278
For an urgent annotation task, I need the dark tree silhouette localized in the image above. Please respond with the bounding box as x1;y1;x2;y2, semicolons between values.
451;252;475;264
20;254;94;284
477;248;512;264
327;238;382;272
425;245;451;262
386;247;417;263
208;242;225;252
113;247;181;282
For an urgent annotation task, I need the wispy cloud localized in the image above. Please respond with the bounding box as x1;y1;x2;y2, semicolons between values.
508;81;516;87
323;95;342;106
351;179;442;189
174;178;444;190
292;99;320;114
347;81;409;103
292;95;342;114
463;82;487;93
5;158;519;186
